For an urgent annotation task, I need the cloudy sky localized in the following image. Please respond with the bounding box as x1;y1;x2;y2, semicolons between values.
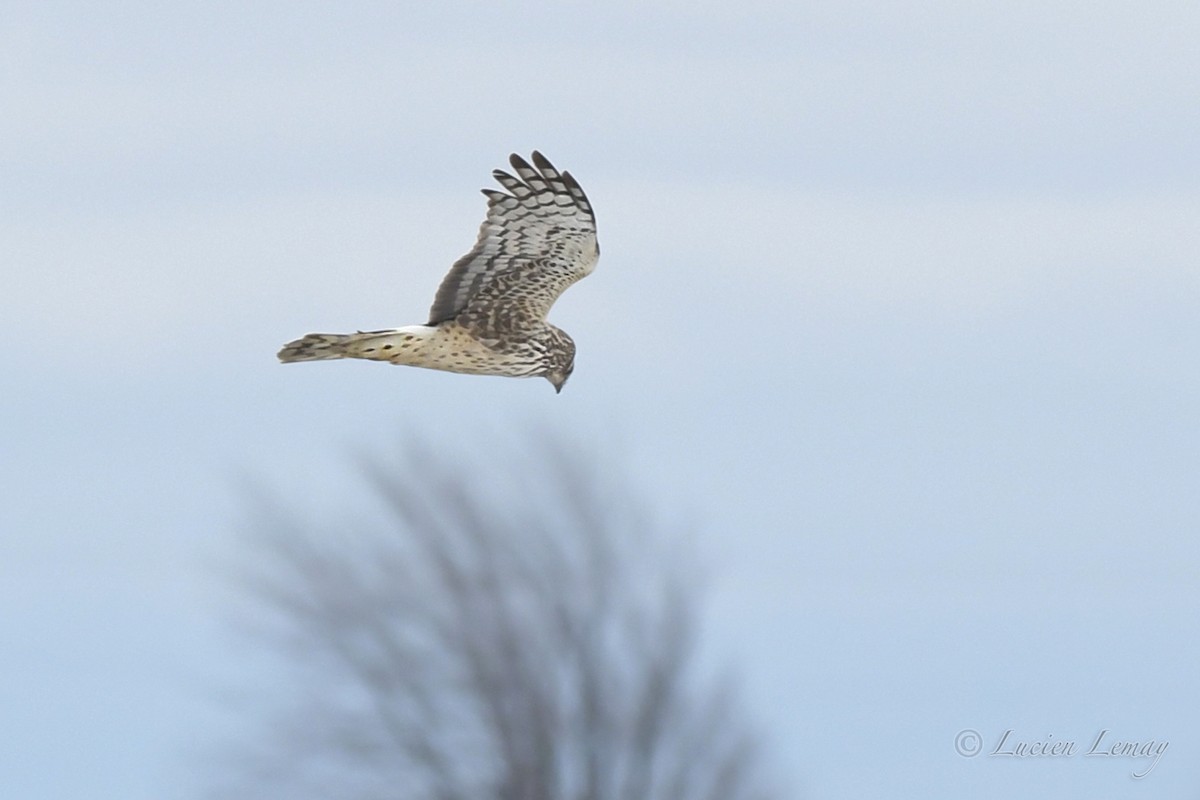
3;1;1198;797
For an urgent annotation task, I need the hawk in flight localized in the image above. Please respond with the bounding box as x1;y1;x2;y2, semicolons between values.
278;152;599;392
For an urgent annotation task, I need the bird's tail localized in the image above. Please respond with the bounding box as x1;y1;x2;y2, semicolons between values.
277;327;435;364
277;333;354;362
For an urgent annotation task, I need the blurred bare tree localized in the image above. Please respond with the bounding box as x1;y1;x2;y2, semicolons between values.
213;438;778;800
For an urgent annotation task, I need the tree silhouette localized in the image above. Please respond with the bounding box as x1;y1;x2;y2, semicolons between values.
214;438;778;800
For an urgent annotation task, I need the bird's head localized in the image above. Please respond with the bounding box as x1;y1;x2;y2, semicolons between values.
545;362;573;394
543;328;576;394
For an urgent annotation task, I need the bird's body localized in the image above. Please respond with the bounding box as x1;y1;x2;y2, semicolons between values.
277;322;569;378
278;152;599;393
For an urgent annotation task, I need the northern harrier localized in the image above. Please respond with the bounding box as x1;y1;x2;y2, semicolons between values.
278;152;599;392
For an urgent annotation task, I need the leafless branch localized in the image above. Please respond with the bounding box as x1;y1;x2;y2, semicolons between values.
211;436;779;800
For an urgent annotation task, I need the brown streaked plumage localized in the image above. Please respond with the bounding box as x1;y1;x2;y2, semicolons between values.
277;152;599;393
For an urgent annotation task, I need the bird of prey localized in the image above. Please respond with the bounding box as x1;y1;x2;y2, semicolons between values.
278;152;599;393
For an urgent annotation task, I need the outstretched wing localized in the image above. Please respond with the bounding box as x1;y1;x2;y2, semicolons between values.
427;152;599;325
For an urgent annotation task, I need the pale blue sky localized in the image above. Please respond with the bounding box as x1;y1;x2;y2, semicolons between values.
3;2;1198;797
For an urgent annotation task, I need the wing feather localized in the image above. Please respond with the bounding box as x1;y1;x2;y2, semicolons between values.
427;151;599;325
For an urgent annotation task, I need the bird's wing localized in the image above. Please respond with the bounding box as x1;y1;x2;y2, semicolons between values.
427;152;599;325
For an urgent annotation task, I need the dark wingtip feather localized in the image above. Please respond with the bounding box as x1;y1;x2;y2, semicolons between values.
509;153;533;173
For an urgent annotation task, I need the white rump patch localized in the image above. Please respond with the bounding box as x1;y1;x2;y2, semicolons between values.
393;325;437;338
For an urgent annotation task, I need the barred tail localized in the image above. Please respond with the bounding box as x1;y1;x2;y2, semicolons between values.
277;333;353;362
278;326;437;364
